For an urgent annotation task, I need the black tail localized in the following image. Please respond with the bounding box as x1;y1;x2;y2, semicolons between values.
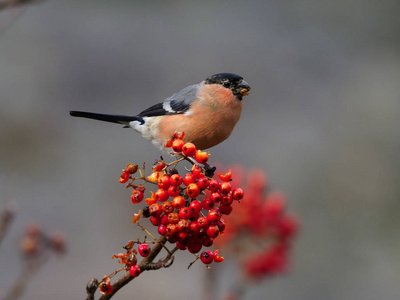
69;111;139;125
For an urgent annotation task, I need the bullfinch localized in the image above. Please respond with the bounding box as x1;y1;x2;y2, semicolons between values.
70;73;250;150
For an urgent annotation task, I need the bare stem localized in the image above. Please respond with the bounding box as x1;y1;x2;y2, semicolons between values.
136;222;172;255
188;254;200;269
0;203;16;248
4;257;49;300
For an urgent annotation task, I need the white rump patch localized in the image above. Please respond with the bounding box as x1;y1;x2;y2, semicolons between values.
129;116;163;148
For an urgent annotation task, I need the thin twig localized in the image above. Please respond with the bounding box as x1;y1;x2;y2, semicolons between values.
136;221;172;255
0;202;16;248
4;256;49;300
98;236;170;300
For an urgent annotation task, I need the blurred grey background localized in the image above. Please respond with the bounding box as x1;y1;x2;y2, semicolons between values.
1;0;400;299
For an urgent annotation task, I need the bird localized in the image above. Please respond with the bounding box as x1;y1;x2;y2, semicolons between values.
70;73;250;150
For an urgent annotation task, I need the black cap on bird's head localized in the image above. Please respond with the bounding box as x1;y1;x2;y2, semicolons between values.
205;73;251;100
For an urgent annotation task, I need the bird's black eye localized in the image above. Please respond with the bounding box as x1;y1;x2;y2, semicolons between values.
222;81;230;88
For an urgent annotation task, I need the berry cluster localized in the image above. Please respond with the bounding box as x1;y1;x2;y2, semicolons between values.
144;166;242;258
119;133;244;262
96;133;246;296
214;168;299;280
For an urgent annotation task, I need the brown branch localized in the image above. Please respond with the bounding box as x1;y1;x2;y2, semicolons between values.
97;236;171;300
86;278;99;300
144;246;177;270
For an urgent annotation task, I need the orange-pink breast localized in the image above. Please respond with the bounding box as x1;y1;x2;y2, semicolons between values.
158;84;243;149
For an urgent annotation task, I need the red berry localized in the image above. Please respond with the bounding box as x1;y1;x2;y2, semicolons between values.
177;231;189;243
186;183;200;198
189;221;200;235
195;150;209;164
161;201;174;214
177;219;189;232
167;212;180;224
202;236;214;247
206;224;220;238
197;177;209;189
168;236;178;244
158;175;171;189
210;192;222;203
202;198;214;210
129;265;141;277
179;207;192;219
187;242;202;254
232;188;244;200
216;219;226;232
190;211;200;220
155;189;169;202
170;174;183;186
131;190;144;204
207;209;221;223
192;165;203;178
183;173;195;186
150;215;161;226
193;231;206;244
189;200;202;213
200;250;215;264
99;283;113;295
197;217;210;229
182;142;197;157
172;139;185;152
166;224;178;237
209;180;220;192
138;244;151;257
219;204;233;215
176;241;187;250
119;170;130;183
220;182;232;195
221;194;233;206
172;196;185;209
167;185;180;197
160;214;169;225
158;224;167;235
149;203;162;217
125;255;137;267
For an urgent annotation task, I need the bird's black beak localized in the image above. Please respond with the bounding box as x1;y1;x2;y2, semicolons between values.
235;80;251;98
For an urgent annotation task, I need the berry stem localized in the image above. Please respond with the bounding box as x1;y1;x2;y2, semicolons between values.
163;156;185;170
187;254;200;269
136;222;172;255
105;266;128;281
